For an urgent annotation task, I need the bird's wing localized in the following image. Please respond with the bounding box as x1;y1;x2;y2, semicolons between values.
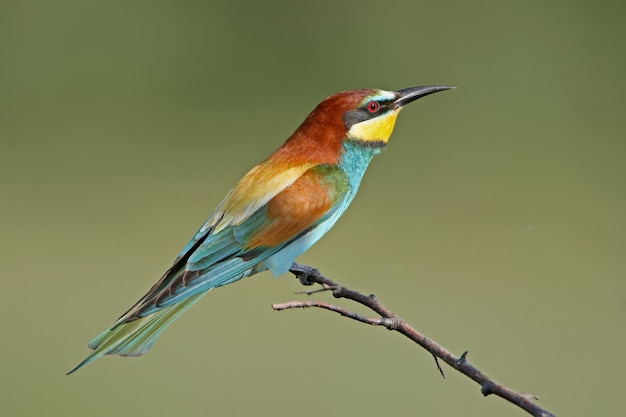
117;163;349;323
176;161;319;257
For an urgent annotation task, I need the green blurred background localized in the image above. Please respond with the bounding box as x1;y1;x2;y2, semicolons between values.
1;1;624;416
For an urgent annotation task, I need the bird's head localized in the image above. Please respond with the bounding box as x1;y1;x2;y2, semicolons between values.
342;86;455;147
275;85;454;165
270;86;454;164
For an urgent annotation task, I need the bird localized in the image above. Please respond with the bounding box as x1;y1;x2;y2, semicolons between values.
67;85;454;374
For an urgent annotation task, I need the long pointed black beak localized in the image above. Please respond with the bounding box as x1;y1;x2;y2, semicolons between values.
394;85;455;108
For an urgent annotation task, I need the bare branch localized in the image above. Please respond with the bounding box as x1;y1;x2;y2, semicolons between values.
271;263;556;417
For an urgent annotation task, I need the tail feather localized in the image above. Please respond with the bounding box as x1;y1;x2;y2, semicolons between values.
67;291;207;375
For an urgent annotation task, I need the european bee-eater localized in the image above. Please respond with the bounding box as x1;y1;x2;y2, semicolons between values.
68;85;454;374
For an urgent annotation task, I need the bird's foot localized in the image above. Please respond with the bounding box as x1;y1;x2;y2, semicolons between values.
289;263;319;286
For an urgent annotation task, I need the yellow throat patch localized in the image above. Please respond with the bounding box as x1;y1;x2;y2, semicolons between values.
347;108;401;144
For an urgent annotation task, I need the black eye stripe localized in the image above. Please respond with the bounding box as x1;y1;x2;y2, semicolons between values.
342;101;393;129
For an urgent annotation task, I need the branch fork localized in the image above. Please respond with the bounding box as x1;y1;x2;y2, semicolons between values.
272;263;556;417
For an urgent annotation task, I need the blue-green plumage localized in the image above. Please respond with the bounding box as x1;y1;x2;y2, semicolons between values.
67;142;377;375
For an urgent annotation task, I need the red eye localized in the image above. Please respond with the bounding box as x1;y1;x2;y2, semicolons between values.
366;101;379;113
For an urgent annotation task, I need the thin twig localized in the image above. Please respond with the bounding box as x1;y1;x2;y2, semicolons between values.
273;300;390;326
433;354;446;378
271;262;556;417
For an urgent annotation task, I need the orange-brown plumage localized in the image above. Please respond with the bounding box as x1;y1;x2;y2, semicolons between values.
207;90;376;232
266;89;375;166
247;169;333;248
235;90;375;247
